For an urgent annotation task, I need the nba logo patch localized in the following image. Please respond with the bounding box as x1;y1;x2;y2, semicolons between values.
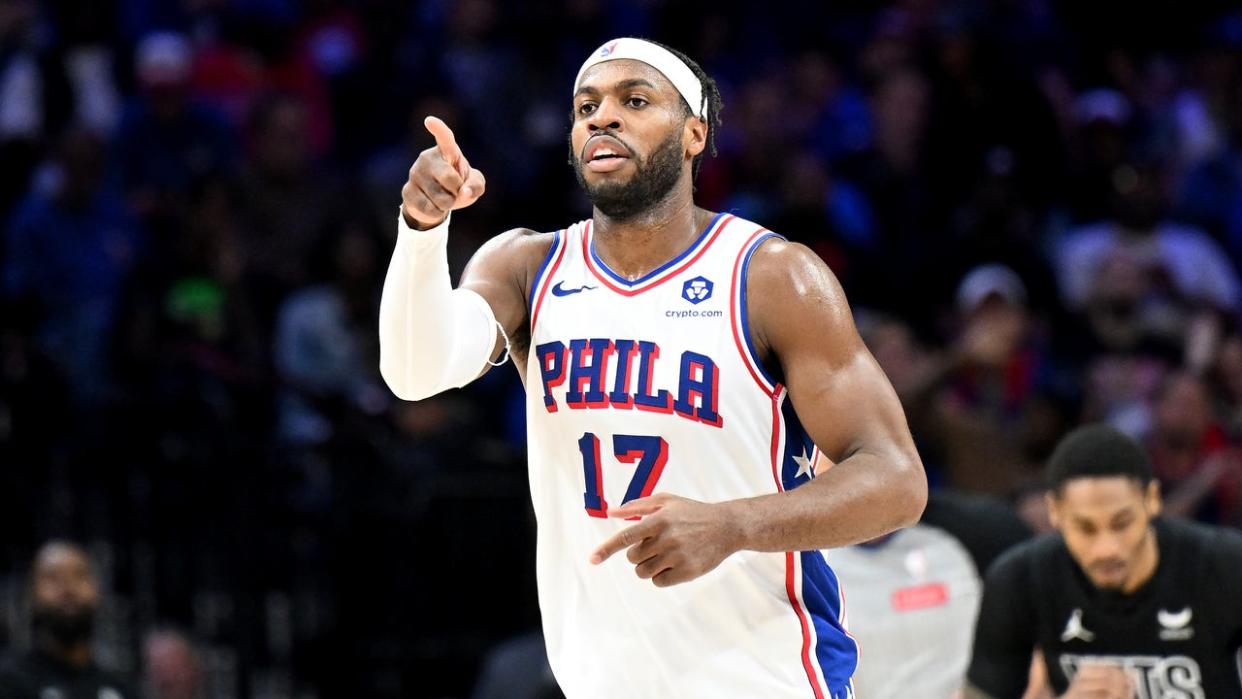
599;41;618;57
682;276;713;304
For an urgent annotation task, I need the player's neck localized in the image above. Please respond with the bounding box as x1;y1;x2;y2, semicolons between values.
1121;525;1160;594
591;190;711;282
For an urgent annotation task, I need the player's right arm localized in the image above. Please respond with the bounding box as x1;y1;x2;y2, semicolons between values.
964;547;1041;699
379;117;540;400
966;547;1136;699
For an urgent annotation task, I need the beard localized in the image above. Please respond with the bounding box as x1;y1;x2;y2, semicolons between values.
33;606;95;646
573;129;684;221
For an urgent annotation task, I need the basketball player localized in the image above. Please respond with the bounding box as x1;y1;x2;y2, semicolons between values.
963;424;1242;698
379;38;926;698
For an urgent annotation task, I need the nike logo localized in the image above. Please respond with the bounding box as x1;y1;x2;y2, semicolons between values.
551;281;597;297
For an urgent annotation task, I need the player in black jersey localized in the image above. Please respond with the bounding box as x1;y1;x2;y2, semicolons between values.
964;424;1242;699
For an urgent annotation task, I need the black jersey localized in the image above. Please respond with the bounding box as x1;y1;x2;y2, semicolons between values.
0;649;136;699
967;517;1242;699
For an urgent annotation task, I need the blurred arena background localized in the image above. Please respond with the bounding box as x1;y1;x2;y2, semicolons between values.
3;0;1242;697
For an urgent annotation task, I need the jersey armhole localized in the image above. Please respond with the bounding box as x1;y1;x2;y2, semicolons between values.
528;228;569;335
729;229;785;396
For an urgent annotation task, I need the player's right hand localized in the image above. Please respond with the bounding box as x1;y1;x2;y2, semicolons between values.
401;116;487;230
1060;663;1135;699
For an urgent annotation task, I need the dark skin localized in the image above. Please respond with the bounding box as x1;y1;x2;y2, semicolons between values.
400;59;926;587
30;542;98;668
962;477;1159;699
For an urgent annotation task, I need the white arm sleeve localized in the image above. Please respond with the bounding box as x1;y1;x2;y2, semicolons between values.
379;210;499;401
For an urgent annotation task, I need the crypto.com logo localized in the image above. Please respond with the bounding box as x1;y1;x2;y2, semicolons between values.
681;276;713;305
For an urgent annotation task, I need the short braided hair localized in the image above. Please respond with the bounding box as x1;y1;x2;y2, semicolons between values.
646;40;722;179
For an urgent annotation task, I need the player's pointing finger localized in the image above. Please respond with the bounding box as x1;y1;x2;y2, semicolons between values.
423;116;468;178
589;519;656;565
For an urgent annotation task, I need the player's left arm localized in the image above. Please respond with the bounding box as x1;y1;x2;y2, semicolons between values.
590;239;926;586
728;238;926;550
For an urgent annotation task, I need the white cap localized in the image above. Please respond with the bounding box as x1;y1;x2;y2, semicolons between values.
956;264;1027;313
574;38;705;119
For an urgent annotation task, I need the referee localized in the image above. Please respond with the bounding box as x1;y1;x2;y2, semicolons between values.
963;424;1242;699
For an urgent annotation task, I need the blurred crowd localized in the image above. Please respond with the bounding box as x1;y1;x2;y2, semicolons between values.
4;0;1242;697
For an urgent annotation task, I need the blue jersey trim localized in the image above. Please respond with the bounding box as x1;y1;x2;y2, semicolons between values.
800;550;860;692
588;211;727;287
528;228;564;311
739;231;784;390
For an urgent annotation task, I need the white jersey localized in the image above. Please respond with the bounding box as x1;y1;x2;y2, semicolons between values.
524;212;858;699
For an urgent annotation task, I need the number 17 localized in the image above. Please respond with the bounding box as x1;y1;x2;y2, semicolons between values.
577;432;669;518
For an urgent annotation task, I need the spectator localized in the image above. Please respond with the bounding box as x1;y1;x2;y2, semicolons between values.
869;265;1067;495
1144;370;1242;523
0;542;137;699
274;219;387;446
1209;330;1242;440
1063;88;1134;224
3;127;143;406
1175;37;1242;267
236;92;341;315
113;31;237;231
142;628;204;699
1055;155;1241;314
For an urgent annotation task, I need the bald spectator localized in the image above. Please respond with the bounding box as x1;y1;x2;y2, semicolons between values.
142;628;204;699
0;542;136;699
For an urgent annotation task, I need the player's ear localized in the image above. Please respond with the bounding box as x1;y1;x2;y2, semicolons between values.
1044;490;1062;530
685;116;707;158
1145;479;1162;517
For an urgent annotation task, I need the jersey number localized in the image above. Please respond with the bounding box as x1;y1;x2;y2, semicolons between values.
577;432;669;518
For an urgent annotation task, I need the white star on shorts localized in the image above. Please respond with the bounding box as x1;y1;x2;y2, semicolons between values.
793;448;814;479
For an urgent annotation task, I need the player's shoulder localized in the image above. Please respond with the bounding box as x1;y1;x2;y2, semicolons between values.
471;225;560;277
488;217;596;258
481;225;556;253
1157;516;1242;569
744;234;855;358
744;231;847;308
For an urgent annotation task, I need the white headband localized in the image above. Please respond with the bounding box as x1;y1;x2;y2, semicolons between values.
573;38;705;119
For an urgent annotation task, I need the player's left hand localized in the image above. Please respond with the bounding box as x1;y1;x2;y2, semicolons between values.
589;493;744;588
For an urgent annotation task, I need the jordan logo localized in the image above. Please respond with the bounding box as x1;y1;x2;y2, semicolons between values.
1158;607;1194;641
1061;608;1095;643
552;281;597;297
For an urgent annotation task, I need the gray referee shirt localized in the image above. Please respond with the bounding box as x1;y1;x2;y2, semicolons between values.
825;524;983;699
